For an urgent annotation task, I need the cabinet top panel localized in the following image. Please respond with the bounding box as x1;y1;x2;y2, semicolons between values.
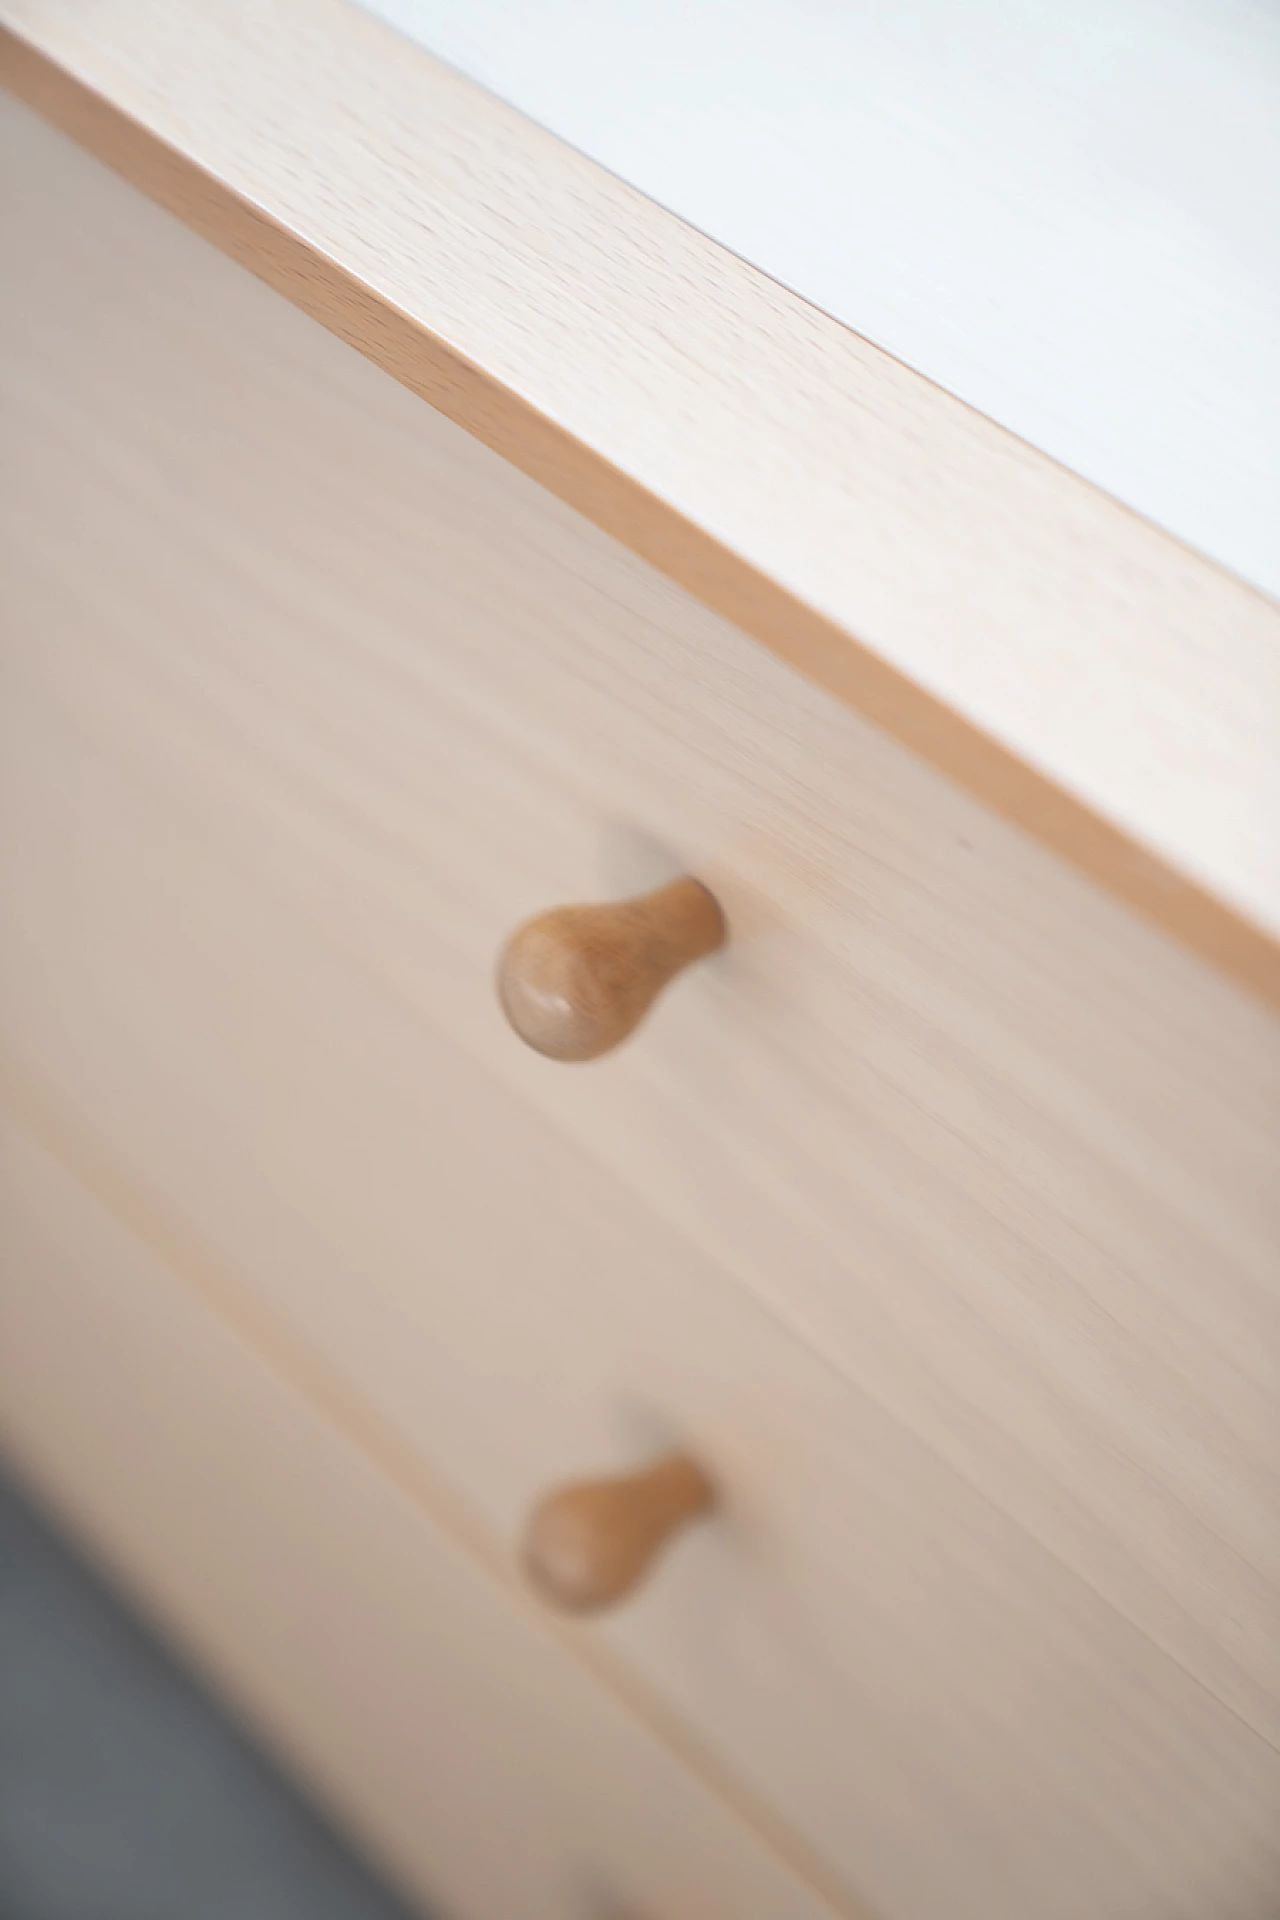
2;1;1278;1004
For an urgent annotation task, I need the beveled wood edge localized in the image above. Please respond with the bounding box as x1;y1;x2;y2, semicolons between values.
3;23;1277;1013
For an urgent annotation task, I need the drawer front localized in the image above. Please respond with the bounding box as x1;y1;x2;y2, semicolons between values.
0;1110;842;1920
4;102;1280;1920
4;680;1280;1920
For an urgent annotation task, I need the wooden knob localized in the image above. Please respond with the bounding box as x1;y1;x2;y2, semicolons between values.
522;1453;716;1613
497;877;726;1061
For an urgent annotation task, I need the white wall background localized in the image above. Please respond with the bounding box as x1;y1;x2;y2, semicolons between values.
363;0;1280;600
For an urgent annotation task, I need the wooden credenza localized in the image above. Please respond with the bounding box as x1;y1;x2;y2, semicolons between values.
2;9;1278;1918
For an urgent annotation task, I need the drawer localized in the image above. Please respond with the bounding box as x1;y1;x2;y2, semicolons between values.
5;100;1280;1920
6;610;1280;1920
0;1110;842;1920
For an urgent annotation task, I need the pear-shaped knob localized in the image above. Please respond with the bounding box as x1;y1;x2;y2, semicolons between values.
522;1453;716;1613
497;877;726;1061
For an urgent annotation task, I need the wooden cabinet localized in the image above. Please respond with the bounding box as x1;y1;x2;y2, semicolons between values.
2;13;1278;1920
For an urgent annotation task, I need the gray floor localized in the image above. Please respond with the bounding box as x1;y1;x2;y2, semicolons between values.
0;1462;428;1920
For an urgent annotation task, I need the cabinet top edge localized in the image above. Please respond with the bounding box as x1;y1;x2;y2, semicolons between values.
3;0;1278;1007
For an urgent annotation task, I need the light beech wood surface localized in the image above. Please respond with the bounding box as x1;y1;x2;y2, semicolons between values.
1;11;1278;999
0;1110;848;1920
3;108;1279;1920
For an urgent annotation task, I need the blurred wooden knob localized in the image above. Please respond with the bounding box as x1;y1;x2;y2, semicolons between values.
522;1453;716;1613
497;877;726;1061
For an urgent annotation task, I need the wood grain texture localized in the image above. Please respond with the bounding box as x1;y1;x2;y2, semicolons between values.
370;0;1280;604
0;1111;846;1920
3;137;1280;1917
3;637;1280;1920
498;879;727;1062
0;14;1278;1003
